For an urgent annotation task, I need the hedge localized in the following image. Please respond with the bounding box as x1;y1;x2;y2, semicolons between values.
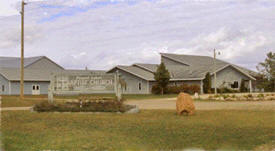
152;84;200;95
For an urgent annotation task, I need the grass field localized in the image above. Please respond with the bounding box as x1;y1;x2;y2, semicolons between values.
1;94;178;107
1;110;275;151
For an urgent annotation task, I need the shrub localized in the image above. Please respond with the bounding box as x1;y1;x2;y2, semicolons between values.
167;85;181;94
33;99;135;113
222;95;230;99
164;84;200;95
214;94;220;98
257;93;264;98
213;87;239;93
179;84;190;92
188;84;201;94
152;84;168;94
247;94;253;98
152;84;200;95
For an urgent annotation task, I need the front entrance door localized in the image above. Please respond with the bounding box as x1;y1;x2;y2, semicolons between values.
32;85;40;95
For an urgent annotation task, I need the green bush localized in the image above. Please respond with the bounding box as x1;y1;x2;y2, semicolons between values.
214;94;220;98
168;84;200;94
257;93;264;98
247;94;253;98
188;84;200;94
211;88;239;93
33;100;135;113
152;84;168;94
152;83;200;95
222;94;230;99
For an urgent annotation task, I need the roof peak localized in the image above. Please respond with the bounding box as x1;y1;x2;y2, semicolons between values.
160;52;212;58
133;63;158;65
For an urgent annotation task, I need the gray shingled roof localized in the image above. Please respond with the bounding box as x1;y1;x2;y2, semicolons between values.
0;56;44;68
108;65;155;81
160;53;258;79
160;53;228;71
0;67;52;81
134;63;206;80
0;68;107;81
121;53;258;81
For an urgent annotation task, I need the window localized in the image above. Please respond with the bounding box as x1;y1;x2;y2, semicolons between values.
2;85;4;92
138;82;142;90
231;81;239;88
32;85;40;90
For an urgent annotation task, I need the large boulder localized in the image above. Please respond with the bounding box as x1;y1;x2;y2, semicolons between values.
176;93;195;115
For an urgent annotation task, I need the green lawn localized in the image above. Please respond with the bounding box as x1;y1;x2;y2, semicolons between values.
2;110;275;151
1;94;178;107
1;96;47;108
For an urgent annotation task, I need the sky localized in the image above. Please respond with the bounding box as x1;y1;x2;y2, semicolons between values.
0;0;274;71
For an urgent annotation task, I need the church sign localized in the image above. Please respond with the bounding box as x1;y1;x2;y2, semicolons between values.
48;72;122;102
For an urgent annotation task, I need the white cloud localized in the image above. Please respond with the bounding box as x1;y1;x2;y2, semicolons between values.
0;0;274;71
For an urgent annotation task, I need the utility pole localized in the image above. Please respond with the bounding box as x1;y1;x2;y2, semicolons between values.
213;49;221;95
213;49;217;95
20;0;26;100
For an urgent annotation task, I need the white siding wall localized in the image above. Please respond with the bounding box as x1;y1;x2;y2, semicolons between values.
10;81;49;95
0;74;9;95
212;66;250;90
114;69;150;94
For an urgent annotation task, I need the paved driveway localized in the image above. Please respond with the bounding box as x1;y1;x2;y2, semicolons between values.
126;98;275;110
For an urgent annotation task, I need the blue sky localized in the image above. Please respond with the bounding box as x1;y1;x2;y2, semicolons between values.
0;0;274;70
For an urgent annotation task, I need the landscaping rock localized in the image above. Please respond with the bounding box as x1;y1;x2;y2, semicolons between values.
176;93;195;115
125;106;139;114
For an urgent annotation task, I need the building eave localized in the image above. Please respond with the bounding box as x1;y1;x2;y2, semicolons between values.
132;64;155;73
107;66;152;81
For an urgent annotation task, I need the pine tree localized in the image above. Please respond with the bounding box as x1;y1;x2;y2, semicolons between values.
203;72;212;93
257;52;275;92
154;63;171;95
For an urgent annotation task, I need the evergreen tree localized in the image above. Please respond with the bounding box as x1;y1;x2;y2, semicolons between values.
257;52;275;92
203;72;212;93
154;63;171;95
